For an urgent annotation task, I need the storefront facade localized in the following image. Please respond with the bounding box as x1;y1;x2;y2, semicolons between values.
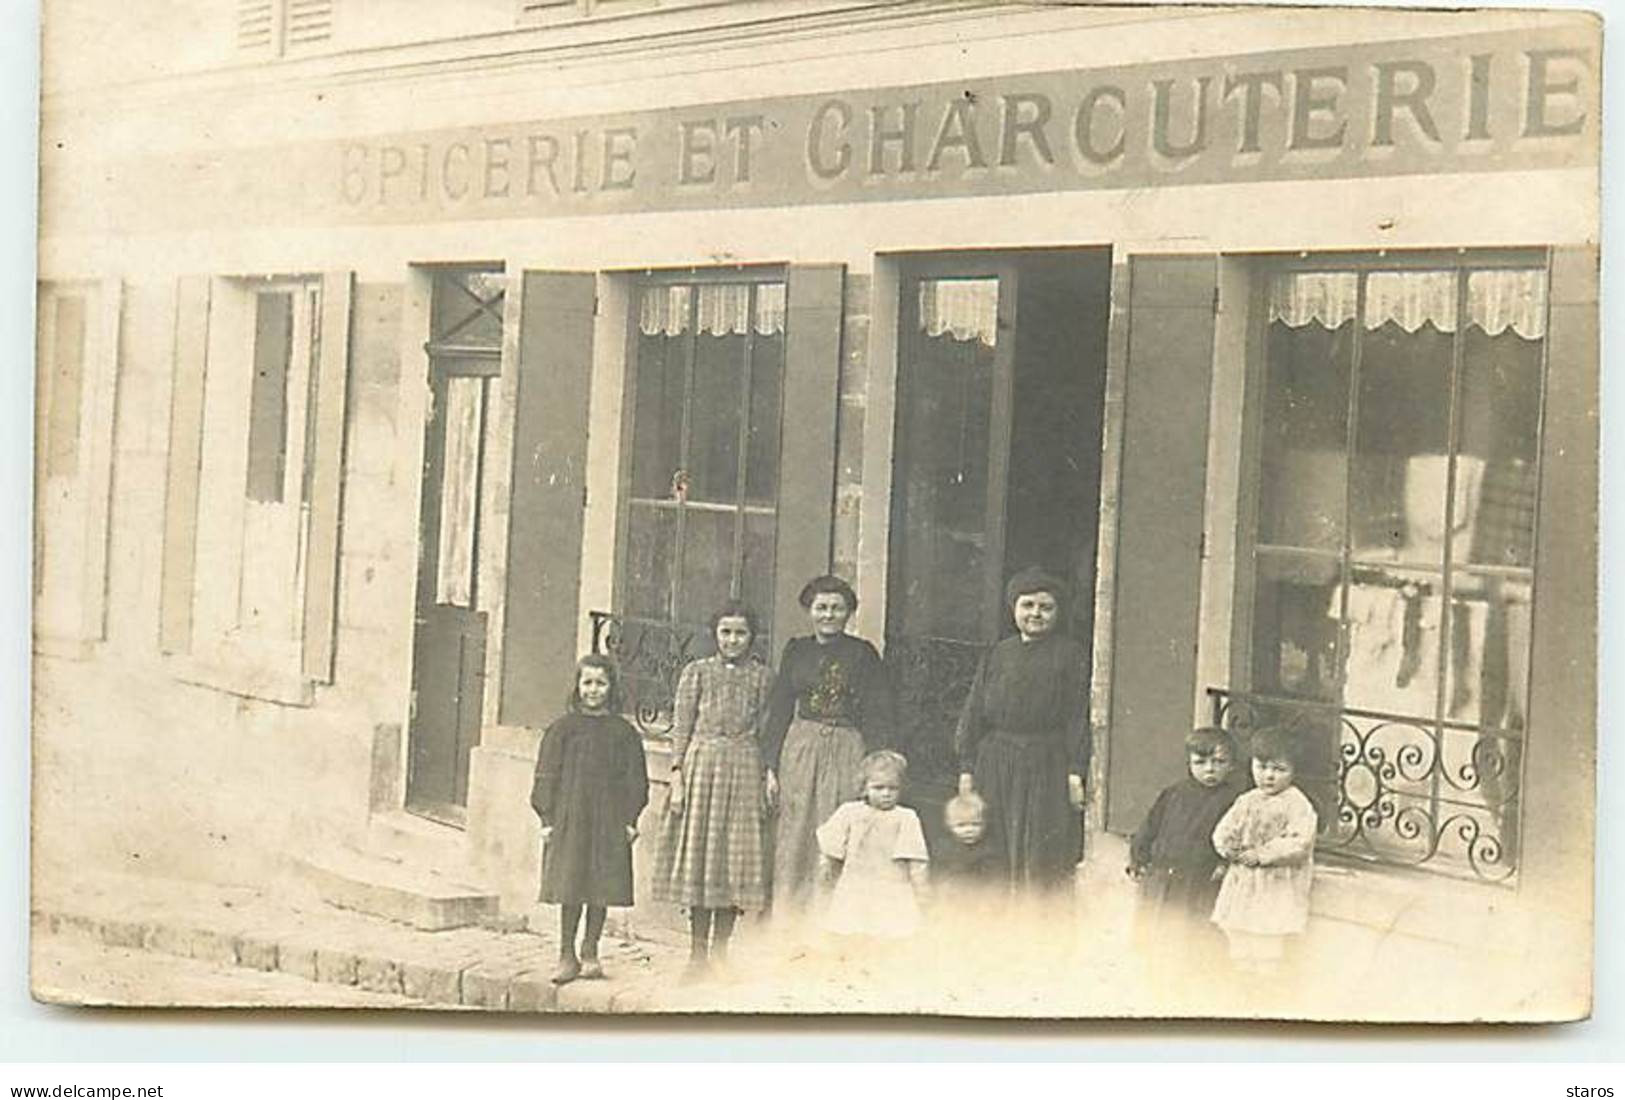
35;1;1597;1013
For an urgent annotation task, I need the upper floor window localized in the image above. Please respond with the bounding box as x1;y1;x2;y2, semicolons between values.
1233;253;1548;884
237;0;335;57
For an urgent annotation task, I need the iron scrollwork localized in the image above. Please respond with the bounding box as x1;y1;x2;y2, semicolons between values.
1208;688;1523;884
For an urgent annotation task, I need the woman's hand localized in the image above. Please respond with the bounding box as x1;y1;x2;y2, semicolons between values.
764;768;780;812
957;772;975;797
669;774;686;815
625;824;639;844
1067;773;1086;810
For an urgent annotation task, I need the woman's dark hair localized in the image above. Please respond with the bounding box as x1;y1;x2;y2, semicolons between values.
1185;726;1239;760
566;653;627;715
798;573;859;614
1247;727;1300;767
1004;565;1069;609
709;599;760;638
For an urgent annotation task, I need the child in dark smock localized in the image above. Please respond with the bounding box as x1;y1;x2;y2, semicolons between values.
1126;727;1245;972
932;792;1006;924
530;655;649;985
954;568;1091;895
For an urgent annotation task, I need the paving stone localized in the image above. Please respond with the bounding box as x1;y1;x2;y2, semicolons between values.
189;927;240;965
235;934;279;972
459;965;511;1009
400;960;463;1005
98;918;151;950
507;971;556;1013
143;923;194;959
315;947;359;986
276;942;319;982
356;956;404;996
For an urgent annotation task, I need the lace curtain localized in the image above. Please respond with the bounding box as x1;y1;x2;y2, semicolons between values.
638;282;786;337
1268;269;1547;338
918;278;999;346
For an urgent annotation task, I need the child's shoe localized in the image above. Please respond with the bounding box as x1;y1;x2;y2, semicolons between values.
551;956;582;984
578;958;606;980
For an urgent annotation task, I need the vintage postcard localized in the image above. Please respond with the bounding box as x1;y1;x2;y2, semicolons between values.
30;0;1598;1020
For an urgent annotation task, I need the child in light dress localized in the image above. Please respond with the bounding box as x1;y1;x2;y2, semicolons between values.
1210;728;1318;975
815;750;930;939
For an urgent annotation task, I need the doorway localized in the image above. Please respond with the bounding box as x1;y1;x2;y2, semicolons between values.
884;248;1111;793
406;267;506;823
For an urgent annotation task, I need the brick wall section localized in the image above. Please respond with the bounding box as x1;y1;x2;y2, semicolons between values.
831;273;870;582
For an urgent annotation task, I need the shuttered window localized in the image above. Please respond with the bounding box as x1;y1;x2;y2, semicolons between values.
237;0;335;57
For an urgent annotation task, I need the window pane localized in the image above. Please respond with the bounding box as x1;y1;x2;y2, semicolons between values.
686;333;747;504
1338;563;1443;717
435;376;484;608
744;292;785;507
1445;572;1532;733
628;325;689;501
1249;549;1341;703
429;270;505;350
246;291;294;504
624;504;676;621
45;294;87;480
740;511;777;646
889;278;998;642
1259;273;1354;550
1351;272;1455;564
677;508;736;627
1457;271;1544;570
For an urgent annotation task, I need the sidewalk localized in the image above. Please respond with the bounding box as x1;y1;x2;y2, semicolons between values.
30;867;686;1013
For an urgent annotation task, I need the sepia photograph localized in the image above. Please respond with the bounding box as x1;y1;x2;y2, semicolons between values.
27;0;1599;1022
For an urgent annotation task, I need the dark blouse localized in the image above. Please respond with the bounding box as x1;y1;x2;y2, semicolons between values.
953;633;1091;775
1128;774;1246;917
529;712;649;831
761;633;896;767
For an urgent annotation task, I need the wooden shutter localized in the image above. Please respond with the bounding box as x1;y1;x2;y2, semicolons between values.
770;264;845;645
1104;255;1218;833
159;276;211;653
1521;245;1598;895
79;278;122;644
300;270;353;682
498;271;596;726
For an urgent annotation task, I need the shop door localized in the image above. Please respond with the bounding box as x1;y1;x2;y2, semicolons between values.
885;250;1110;790
407;269;506;821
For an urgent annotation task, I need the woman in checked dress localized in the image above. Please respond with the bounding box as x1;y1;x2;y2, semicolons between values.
652;601;775;980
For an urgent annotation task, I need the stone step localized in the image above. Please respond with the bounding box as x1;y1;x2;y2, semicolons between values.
365;809;474;878
298;848;499;931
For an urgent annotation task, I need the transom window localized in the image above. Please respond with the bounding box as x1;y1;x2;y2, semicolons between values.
1227;253;1548;883
621;275;787;642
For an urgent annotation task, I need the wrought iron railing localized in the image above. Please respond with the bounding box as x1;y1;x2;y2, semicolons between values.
587;611;769;739
1207;688;1523;885
886;634;987;780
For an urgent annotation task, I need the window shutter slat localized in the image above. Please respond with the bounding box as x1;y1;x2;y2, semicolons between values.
160;276;211;653
300;270;352;682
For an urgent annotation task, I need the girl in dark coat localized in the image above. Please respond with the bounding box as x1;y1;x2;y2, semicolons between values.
954;567;1091;896
530;654;649;984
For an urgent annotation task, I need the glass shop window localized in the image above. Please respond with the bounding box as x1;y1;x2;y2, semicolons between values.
1244;257;1547;882
621;278;786;642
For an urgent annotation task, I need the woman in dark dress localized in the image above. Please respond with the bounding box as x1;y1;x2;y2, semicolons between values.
530;654;650;984
762;574;896;916
954;567;1091;895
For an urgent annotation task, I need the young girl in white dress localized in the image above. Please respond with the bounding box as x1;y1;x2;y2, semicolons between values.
1210;728;1318;975
815;750;930;939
